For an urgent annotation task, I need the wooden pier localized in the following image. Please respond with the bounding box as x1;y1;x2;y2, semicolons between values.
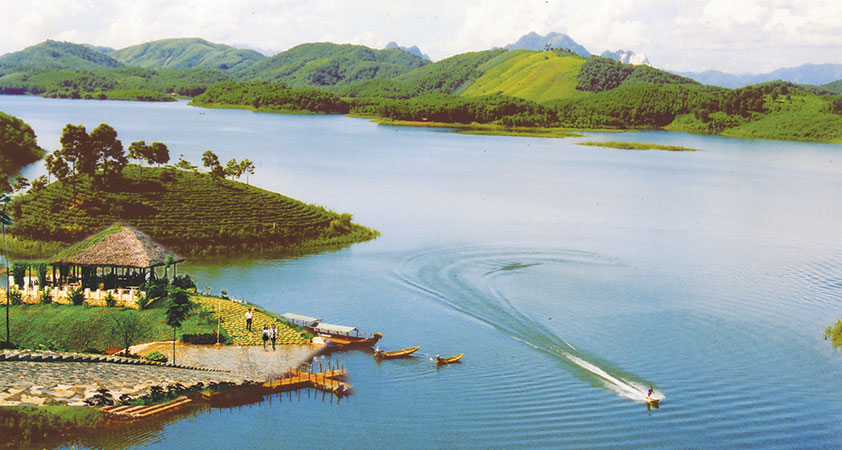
263;368;351;395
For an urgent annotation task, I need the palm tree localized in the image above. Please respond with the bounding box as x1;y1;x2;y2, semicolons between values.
1;194;12;344
165;288;191;366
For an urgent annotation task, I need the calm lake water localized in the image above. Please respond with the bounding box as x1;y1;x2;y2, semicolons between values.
2;96;842;448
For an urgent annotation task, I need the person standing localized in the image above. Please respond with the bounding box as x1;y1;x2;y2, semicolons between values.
270;323;278;351
261;324;269;350
245;308;253;332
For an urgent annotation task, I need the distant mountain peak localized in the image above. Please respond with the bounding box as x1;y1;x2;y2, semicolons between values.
384;42;431;61
601;50;650;66
505;31;590;57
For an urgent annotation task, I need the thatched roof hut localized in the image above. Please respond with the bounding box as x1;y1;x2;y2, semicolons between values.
50;222;184;268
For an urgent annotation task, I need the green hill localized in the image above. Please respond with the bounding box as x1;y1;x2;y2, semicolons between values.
461;50;588;103
0;40;123;71
822;79;842;94
235;42;428;88
110;38;265;72
8;165;377;256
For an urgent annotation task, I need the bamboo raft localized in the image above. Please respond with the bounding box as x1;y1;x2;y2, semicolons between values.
101;396;192;420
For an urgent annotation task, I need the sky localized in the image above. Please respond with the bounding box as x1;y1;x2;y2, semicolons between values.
2;0;842;73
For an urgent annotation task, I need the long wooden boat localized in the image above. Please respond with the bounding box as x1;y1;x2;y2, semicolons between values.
435;353;464;365
282;313;382;348
374;346;420;359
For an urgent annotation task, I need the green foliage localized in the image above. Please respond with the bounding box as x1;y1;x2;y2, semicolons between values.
9;163;366;255
192;81;350;114
10;261;26;287
144;351;167;362
359;93;556;126
236;42;428;88
0;301;230;353
577;141;697;151
172;274;196;290
110;38;265;72
576;56;635;92
103;292;116;307
67;286;85;306
39;289;52;304
6;289;22;306
0;112;45;192
0;65;229;100
576;55;699;93
0;40;122;71
33;262;47;287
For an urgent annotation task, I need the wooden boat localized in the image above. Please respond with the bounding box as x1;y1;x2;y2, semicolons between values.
283;313;382;348
374;346;420;359
435;353;464;365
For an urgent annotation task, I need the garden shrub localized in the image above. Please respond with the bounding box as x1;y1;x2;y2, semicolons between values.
38;290;52;304
104;292;116;307
67;287;85;306
172;274;196;290
7;289;23;306
11;262;26;287
136;292;149;310
145;351;167;363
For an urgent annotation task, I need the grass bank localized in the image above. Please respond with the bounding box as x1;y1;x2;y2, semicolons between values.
577;141;698;151
0;405;103;449
0;297;232;353
373;118;582;138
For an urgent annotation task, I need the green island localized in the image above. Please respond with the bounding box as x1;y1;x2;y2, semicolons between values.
0;120;377;259
3;40;842;142
577;142;697;151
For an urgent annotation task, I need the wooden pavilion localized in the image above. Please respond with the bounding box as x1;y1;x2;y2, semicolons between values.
49;222;184;290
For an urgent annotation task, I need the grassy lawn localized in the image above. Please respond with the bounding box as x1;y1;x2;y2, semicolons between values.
0;296;231;353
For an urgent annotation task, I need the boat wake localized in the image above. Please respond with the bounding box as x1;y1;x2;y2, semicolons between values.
397;245;662;404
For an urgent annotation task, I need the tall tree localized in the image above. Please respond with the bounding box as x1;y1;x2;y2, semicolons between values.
224;158;240;180
239;159;255;185
44;153;69;184
55;124;91;197
90;123;126;182
149;142;170;166
127;141;149;177
165;288;191;366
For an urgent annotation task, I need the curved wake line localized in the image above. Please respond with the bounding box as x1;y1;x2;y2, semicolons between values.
397;246;663;404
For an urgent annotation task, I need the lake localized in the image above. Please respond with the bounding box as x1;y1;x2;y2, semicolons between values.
2;96;842;448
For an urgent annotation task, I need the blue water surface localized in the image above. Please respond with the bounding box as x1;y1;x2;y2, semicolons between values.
2;96;842;449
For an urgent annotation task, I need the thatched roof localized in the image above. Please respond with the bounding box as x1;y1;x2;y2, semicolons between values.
50;222;185;268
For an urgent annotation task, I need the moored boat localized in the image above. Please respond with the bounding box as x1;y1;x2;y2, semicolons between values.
283;313;382;348
374;346;420;359
435;353;464;365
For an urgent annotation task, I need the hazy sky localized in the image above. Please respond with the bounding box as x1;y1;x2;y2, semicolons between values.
2;0;841;73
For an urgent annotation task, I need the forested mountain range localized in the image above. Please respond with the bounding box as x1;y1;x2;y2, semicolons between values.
110;38;265;72
2;37;842;142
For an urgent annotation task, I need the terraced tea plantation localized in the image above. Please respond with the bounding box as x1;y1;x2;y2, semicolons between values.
9;165;376;255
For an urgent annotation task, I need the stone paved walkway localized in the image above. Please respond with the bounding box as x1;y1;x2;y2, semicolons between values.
0;343;320;407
